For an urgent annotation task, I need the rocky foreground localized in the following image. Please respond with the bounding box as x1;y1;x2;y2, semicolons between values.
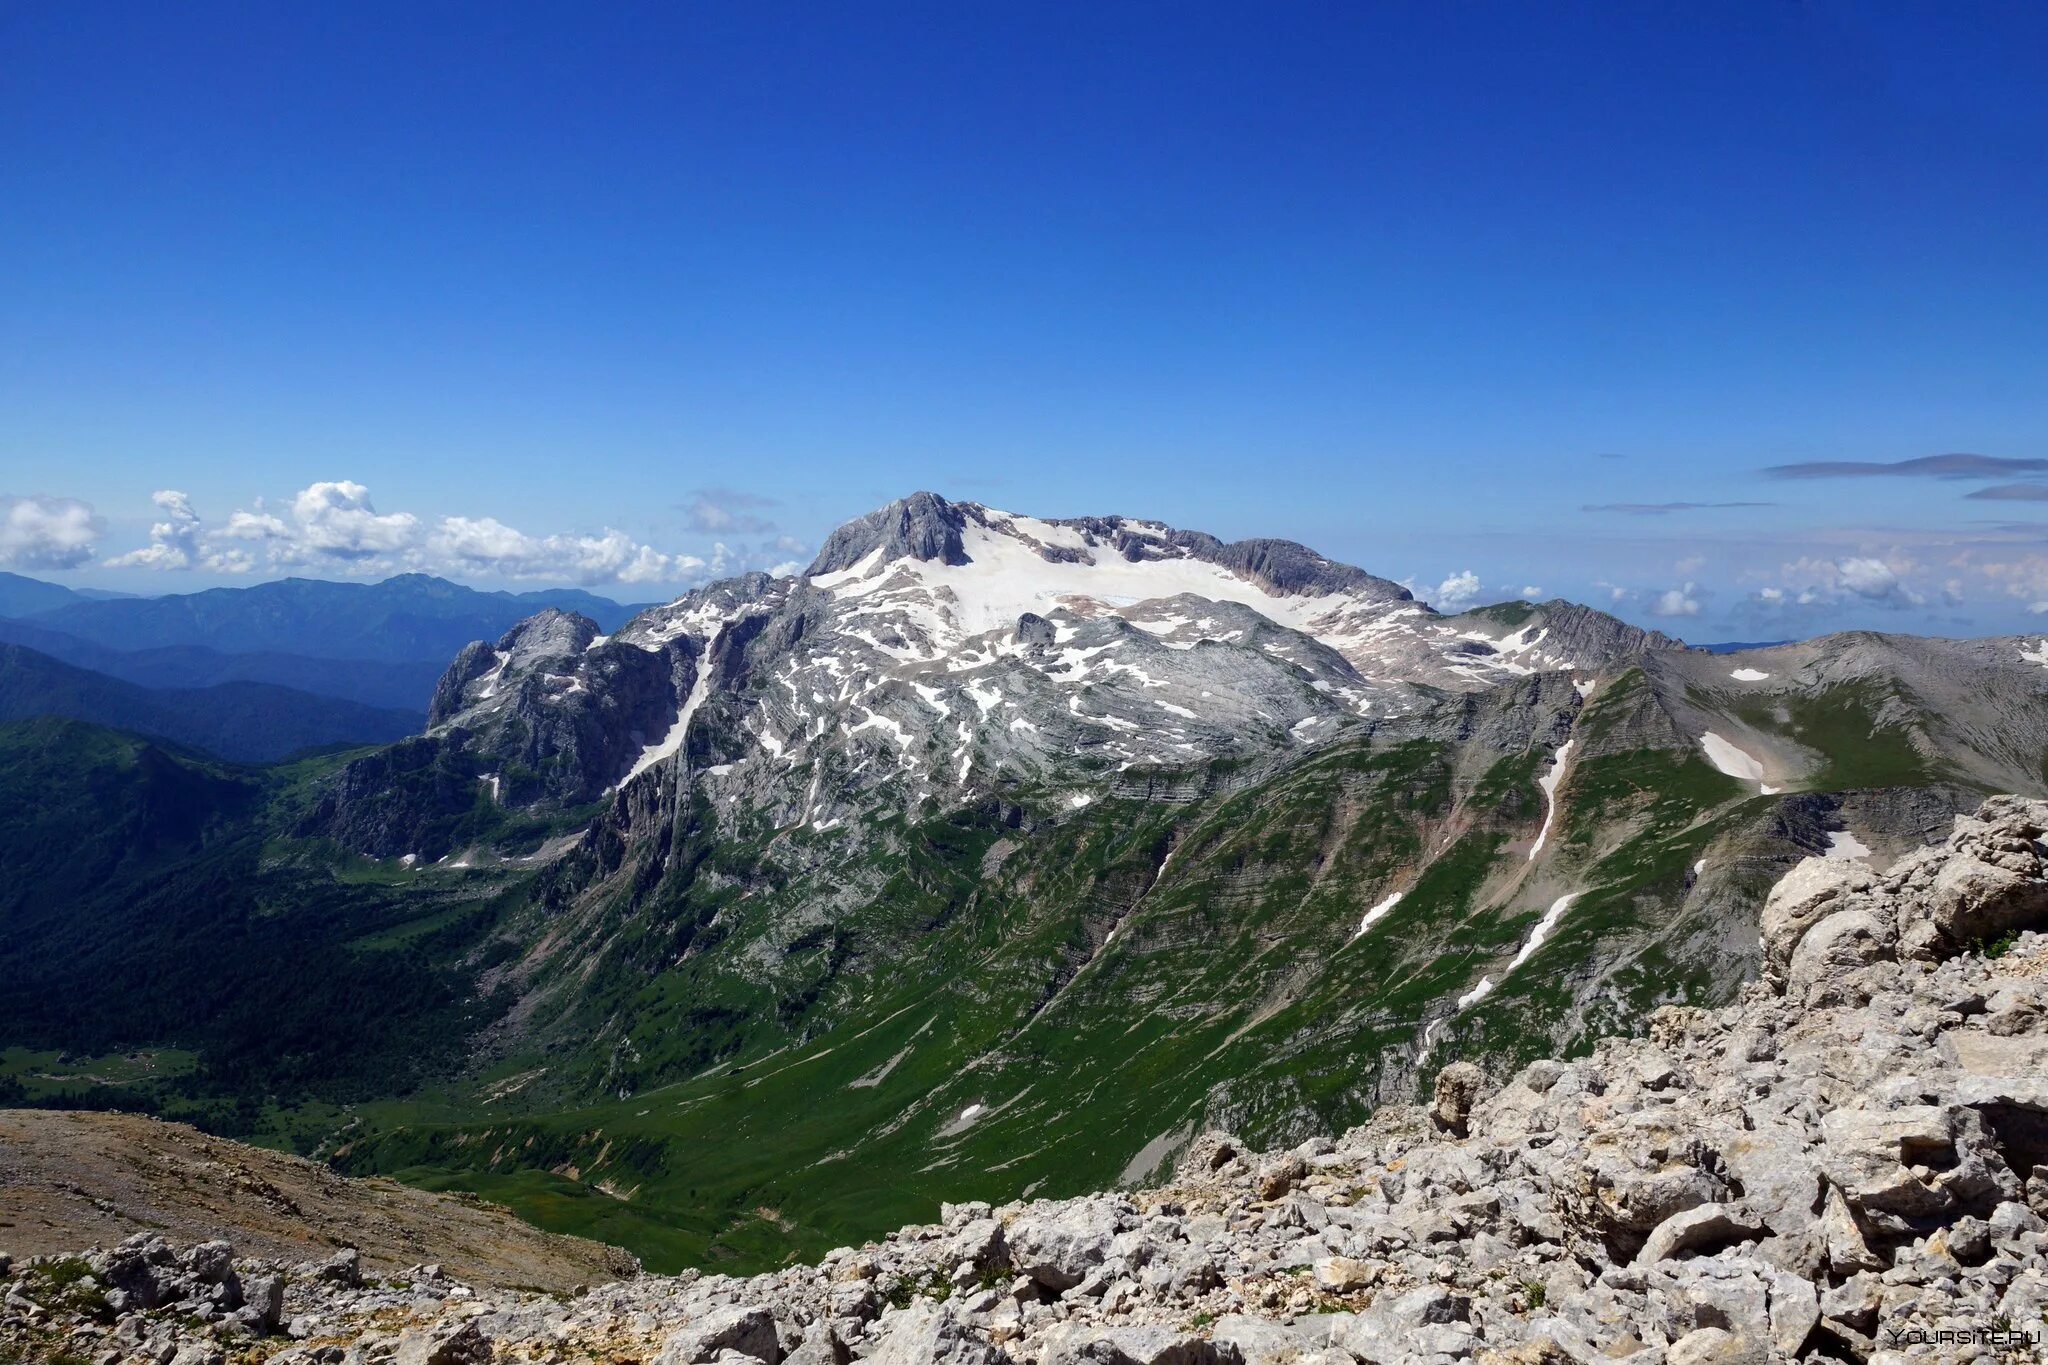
12;796;2048;1365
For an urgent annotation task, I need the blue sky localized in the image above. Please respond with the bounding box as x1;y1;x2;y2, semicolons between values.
4;2;2047;639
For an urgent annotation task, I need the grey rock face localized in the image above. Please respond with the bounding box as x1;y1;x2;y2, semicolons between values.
1428;1061;1484;1136
806;491;970;573
316;494;1688;859
656;1303;779;1363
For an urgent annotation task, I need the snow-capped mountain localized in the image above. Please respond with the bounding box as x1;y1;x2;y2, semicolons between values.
357;493;1682;849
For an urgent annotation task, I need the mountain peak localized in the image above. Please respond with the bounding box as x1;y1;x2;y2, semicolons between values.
805;491;969;576
803;493;1412;607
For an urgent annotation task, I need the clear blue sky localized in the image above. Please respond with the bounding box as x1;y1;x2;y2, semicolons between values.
4;2;2047;638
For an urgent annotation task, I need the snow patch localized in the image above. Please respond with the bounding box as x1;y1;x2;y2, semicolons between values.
1456;893;1579;1014
1700;731;1781;794
1729;668;1771;682
1528;739;1574;861
472;650;511;700
1825;830;1872;861
1350;891;1404;941
620;622;725;787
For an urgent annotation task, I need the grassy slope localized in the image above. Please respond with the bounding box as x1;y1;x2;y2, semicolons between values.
333;693;1771;1273
0;719;550;1141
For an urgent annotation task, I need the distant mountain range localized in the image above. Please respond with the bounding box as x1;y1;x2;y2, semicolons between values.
0;572;648;753
12;572;648;662
0;617;443;712
0;570;137;616
0;644;420;763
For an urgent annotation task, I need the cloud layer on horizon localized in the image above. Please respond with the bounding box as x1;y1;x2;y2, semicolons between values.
5;482;805;589
1763;453;2048;481
1965;483;2048;502
1582;501;1775;515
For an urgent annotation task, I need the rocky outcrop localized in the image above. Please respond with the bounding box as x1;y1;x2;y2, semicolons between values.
11;796;2048;1364
1761;794;2048;981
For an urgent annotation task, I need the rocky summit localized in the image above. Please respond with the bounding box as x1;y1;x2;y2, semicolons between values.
11;795;2048;1364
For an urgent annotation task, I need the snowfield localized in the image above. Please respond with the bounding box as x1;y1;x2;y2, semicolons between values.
1699;730;1781;795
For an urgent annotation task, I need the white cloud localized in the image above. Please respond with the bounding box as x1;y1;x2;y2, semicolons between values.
431;516;700;586
1837;556;1910;602
1429;569;1483;611
108;490;195;569
288;481;422;561
0;495;103;570
1758;555;1925;610
106;490;256;572
89;480;738;589
1652;584;1703;617
1520;585;1543;599
221;509;290;540
1977;554;2048;608
203;481;698;587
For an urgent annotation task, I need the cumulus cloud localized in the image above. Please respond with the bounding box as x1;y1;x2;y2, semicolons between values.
431;516;698;586
1521;585;1543;599
287;481;422;561
1582;501;1774;515
221;508;291;540
105;491;257;573
1976;555;2048;610
107;490;218;572
0;494;103;570
1426;569;1483;612
681;488;779;535
1837;556;1911;601
1652;585;1703;617
1752;555;1926;610
83;480;771;589
1763;453;2048;481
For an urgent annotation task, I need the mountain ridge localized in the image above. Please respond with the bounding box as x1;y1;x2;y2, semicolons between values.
21;572;649;662
0;643;422;763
